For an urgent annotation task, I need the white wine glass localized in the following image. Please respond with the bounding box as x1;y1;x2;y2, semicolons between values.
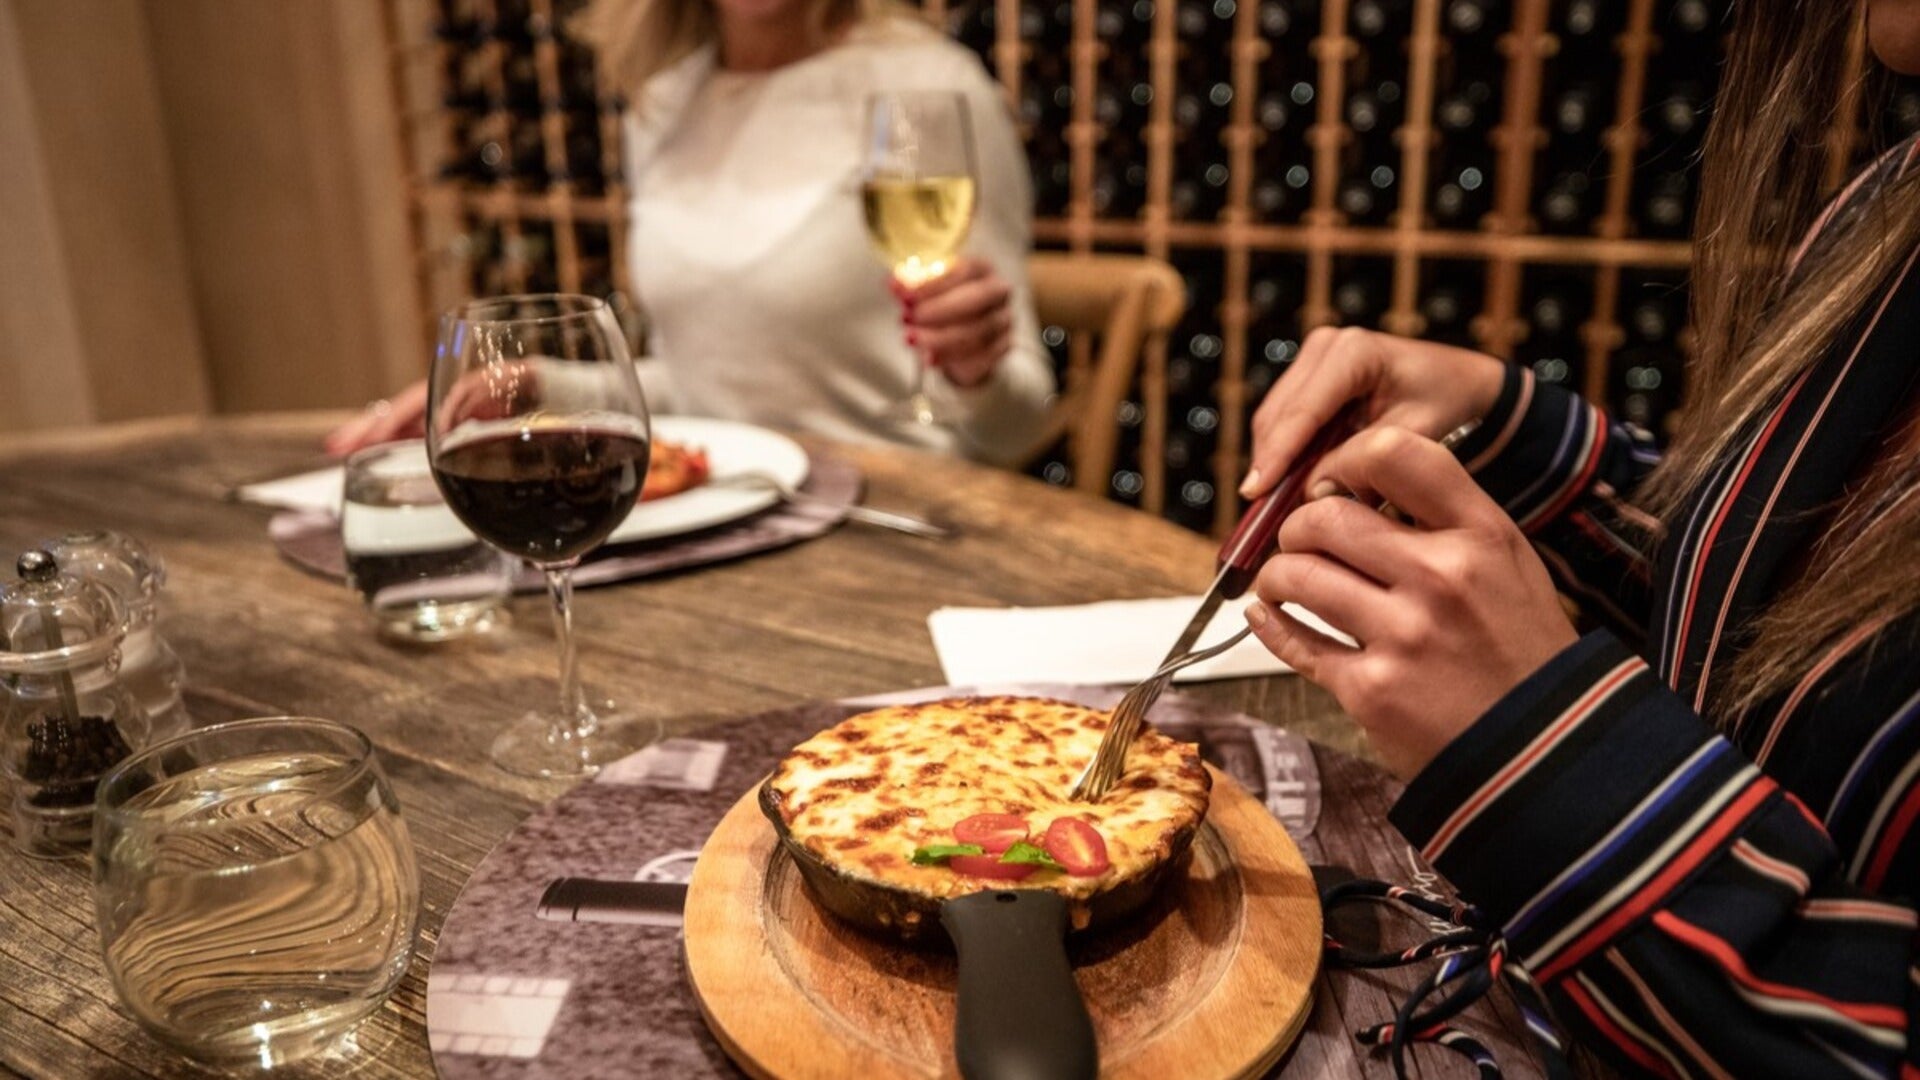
861;90;979;427
93;717;419;1071
427;294;653;778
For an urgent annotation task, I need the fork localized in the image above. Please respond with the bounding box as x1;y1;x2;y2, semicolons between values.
1069;625;1255;801
711;471;953;539
1066;416;1487;803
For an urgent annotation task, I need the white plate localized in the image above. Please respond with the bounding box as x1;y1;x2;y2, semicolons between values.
242;417;808;547
607;416;810;544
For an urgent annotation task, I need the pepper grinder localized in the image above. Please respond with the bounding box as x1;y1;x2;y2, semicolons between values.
46;529;189;739
0;550;148;858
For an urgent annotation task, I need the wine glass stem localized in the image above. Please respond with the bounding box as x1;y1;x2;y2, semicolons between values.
907;342;936;424
544;567;592;744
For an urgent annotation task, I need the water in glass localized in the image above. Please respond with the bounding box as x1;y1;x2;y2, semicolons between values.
94;719;419;1070
343;440;512;643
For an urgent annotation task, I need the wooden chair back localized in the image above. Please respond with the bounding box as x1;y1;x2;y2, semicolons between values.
1025;253;1187;495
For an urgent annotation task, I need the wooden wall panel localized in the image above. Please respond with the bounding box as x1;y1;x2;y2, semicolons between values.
0;0;421;433
0;0;95;431
145;0;424;414
1;0;210;428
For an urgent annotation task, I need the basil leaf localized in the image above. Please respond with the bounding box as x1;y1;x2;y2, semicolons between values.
998;841;1062;869
911;843;985;865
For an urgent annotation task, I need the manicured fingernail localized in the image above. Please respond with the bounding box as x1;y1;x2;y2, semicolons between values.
1238;468;1262;497
906;329;920;346
1245;601;1269;629
1308;479;1339;500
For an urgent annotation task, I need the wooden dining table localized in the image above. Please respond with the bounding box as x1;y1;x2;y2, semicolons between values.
0;414;1568;1079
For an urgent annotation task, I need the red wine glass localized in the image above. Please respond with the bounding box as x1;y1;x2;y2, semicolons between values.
426;294;652;778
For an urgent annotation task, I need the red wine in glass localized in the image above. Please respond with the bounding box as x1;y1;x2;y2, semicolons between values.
426;293;655;779
434;427;651;564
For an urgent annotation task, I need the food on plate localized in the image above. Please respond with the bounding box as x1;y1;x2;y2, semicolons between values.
641;439;711;501
761;695;1212;935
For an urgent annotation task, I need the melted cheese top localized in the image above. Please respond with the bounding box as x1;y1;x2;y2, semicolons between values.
765;696;1211;901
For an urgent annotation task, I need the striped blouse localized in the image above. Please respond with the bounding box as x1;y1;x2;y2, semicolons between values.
1390;137;1920;1078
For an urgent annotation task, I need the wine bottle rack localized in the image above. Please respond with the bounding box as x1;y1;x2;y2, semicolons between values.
383;0;1919;537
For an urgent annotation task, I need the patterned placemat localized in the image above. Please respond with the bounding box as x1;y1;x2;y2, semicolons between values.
423;685;1561;1078
269;456;861;592
422;685;1327;1078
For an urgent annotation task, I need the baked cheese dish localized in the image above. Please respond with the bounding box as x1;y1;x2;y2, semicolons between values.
763;696;1211;914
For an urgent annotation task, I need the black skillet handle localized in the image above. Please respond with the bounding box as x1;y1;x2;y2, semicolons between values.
941;890;1098;1080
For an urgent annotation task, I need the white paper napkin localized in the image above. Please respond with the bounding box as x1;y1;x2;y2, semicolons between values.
928;596;1349;686
237;467;345;516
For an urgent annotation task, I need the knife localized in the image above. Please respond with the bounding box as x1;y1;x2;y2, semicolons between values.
1154;409;1361;666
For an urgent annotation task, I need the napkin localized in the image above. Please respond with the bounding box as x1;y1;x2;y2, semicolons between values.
237;467;344;516
928;596;1350;686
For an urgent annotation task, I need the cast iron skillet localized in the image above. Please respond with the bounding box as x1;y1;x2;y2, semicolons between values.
758;778;1207;1080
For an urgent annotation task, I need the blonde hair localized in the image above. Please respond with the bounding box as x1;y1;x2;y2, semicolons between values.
574;0;901;95
1647;0;1920;720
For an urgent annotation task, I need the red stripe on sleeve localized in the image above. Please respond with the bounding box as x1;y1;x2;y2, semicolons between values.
1864;781;1920;893
1422;659;1645;860
1562;978;1681;1078
1538;780;1775;982
1653;911;1909;1030
1522;404;1610;532
1672;383;1805;669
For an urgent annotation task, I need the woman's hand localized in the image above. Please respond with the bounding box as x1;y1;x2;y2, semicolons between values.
1242;426;1579;781
895;256;1014;389
324;382;429;457
323;363;537;458
1242;327;1505;499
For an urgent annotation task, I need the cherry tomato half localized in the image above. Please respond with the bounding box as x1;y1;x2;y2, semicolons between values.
953;813;1030;854
1043;817;1111;876
948;854;1038;880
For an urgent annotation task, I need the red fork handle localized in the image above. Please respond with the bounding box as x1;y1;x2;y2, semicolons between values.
1214;407;1359;599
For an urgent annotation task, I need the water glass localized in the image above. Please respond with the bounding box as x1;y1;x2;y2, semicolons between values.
93;717;421;1070
342;440;513;643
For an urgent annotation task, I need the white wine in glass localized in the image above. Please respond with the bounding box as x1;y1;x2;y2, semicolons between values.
861;91;979;426
862;175;978;287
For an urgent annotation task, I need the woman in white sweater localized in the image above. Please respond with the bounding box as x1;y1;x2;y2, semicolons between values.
328;0;1054;466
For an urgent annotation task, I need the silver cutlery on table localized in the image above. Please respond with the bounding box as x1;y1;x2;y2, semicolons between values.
713;471;953;540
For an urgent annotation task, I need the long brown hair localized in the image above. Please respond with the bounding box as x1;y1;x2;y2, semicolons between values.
1647;0;1920;719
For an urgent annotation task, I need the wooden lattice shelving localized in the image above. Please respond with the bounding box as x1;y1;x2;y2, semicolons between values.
382;0;1916;535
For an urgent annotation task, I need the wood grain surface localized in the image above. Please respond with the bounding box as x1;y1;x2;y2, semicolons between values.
0;413;1586;1079
686;767;1320;1080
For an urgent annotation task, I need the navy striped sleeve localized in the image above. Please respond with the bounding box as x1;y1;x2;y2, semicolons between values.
1456;364;1663;646
1392;629;1920;1078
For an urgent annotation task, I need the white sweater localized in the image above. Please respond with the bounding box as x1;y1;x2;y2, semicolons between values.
623;18;1056;465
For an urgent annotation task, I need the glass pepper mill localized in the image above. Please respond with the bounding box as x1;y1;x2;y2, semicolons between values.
45;529;189;740
0;549;149;858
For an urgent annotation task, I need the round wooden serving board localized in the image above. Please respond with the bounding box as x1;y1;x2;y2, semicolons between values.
684;766;1321;1080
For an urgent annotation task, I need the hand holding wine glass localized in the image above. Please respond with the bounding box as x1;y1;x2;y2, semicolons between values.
861;90;979;426
893;255;1017;390
427;294;653;778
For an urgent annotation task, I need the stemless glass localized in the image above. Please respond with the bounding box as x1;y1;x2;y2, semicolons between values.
93;717;420;1071
860;90;979;426
427;294;653;778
